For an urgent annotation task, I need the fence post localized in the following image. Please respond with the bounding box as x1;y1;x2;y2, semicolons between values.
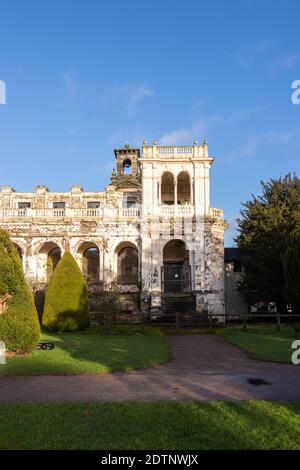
243;311;247;331
104;312;109;334
208;312;213;333
176;312;180;335
140;312;145;335
276;312;281;332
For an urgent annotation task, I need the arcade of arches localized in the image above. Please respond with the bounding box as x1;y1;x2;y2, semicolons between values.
161;171;192;205
13;239;193;295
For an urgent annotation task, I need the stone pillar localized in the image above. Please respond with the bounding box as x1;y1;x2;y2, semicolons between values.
103;240;113;289
204;163;210;215
190;177;194;205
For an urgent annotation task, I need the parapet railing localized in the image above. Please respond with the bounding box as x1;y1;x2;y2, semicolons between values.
159;204;194;216
0;207;140;221
158;146;194;156
0;206;224;221
209;207;224;218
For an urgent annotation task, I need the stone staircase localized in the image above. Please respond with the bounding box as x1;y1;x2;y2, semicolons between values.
162;294;196;315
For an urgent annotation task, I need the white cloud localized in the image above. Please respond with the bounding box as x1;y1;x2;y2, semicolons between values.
101;83;154;116
61;71;77;99
160;129;194;145
227;127;300;161
125;85;153;113
233;38;275;68
159;106;264;146
190;99;204;112
270;53;300;74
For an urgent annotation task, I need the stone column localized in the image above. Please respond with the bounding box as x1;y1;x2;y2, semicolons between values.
190;177;194;205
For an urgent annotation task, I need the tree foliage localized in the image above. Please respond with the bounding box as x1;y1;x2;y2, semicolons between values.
236;174;300;311
42;252;90;331
0;229;40;352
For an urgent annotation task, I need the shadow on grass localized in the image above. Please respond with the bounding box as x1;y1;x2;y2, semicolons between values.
0;327;170;376
0;401;299;450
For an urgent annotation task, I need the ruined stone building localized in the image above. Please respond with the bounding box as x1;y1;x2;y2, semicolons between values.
0;141;227;319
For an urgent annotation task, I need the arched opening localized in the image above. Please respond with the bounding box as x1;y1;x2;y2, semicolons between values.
116;243;138;285
37;242;61;282
48;248;61;278
123;158;132;175
77;242;100;286
13;243;23;261
177;171;191;204
163;240;191;293
161;172;175;205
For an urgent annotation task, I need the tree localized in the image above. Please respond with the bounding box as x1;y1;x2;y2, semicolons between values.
282;229;300;313
42;252;90;331
0;229;40;352
94;288;121;332
236;174;300;312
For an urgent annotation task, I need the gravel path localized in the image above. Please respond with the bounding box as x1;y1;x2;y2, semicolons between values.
0;335;299;402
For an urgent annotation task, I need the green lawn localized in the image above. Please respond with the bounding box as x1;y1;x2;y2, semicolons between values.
0;326;169;376
0;401;299;450
219;325;298;363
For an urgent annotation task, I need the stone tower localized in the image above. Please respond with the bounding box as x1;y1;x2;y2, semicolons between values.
111;143;141;193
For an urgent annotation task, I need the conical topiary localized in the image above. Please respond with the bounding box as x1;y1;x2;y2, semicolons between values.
42;252;90;331
0;229;41;352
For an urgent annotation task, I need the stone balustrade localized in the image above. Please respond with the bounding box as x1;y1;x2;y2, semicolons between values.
0;206;224;221
209;207;224;218
159;204;194;216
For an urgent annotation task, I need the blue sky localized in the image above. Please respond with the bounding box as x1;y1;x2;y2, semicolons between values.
1;0;300;245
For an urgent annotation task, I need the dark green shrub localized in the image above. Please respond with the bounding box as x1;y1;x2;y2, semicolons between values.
42;252;90;331
0;229;24;294
0;291;41;352
0;229;40;352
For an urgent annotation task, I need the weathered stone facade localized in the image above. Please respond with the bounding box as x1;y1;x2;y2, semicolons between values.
0;141;227;319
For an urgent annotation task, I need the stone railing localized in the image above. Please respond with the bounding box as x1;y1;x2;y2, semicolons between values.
159;204;194;216
158;146;194;157
142;143;210;160
121;208;140;218
0;207;140;221
209;207;224;219
0;206;223;221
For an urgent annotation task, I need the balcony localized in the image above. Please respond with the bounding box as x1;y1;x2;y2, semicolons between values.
158;205;223;219
159;204;194;217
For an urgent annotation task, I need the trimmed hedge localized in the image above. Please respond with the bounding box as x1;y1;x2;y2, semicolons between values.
0;229;40;352
42;252;90;331
0;230;24;294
